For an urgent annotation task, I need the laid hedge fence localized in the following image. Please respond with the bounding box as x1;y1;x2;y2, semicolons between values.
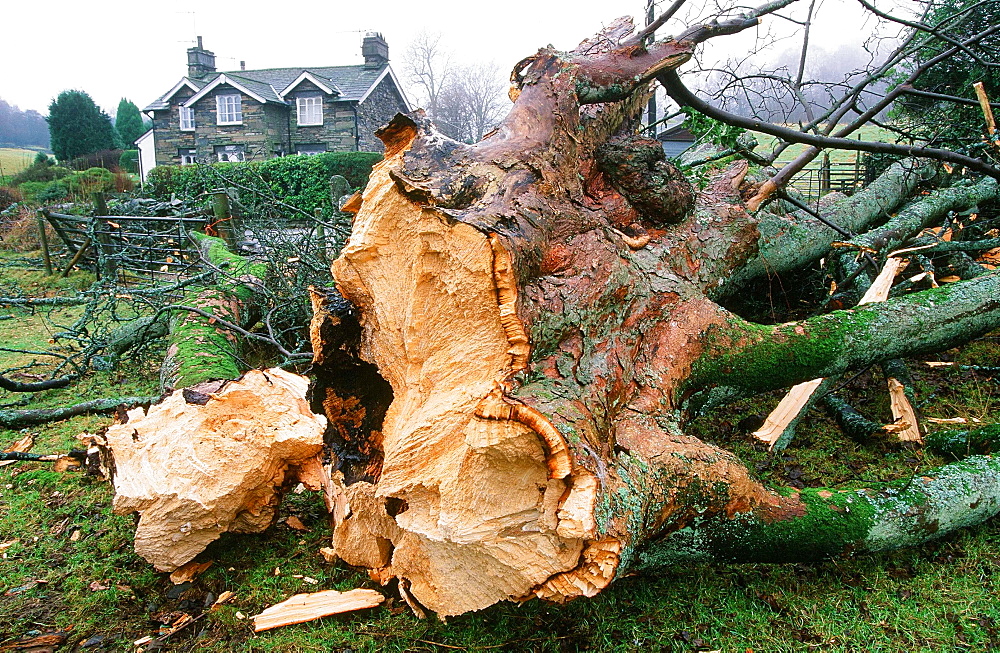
145;152;382;216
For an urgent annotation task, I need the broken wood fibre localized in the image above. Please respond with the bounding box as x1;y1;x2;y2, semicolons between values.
328;135;589;615
108;369;326;571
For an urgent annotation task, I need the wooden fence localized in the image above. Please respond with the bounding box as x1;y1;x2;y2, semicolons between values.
39;195;214;281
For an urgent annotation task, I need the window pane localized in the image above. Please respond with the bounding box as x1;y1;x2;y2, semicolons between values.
217;94;242;124
297;96;322;126
179;107;194;130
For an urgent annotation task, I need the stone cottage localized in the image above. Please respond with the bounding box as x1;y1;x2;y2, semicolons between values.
137;34;410;179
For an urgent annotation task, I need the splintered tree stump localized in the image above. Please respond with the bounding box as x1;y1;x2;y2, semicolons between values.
306;16;1000;618
107;369;326;571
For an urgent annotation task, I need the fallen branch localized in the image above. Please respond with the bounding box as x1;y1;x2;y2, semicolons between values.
753;258;904;449
0;372;77;393
0;396;158;429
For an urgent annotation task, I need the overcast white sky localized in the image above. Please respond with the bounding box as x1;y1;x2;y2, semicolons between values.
2;0;877;116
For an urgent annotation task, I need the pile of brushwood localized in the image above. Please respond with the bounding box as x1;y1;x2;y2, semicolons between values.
3;0;1000;627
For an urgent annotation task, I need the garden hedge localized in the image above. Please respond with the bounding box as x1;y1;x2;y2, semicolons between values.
146;152;382;215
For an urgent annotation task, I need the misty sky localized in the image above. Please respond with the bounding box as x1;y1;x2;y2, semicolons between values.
2;0;877;117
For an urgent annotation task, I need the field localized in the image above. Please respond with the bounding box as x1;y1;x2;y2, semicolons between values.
0;147;42;179
751;125;896;166
1;243;999;650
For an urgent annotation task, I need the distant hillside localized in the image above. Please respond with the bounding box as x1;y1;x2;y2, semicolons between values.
0;98;49;149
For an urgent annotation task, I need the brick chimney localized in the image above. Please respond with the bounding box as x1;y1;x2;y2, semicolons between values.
187;36;216;79
362;32;389;69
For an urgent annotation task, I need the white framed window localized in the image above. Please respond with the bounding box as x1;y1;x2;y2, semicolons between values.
296;143;326;156
216;94;242;125
179;148;197;165
179;106;195;131
296;95;323;126
214;144;245;162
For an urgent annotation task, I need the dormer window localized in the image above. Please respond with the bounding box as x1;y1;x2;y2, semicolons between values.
296;95;323;126
179;106;195;131
216;94;242;125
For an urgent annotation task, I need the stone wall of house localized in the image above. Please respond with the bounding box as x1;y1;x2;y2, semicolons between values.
263;104;290;157
356;74;409;152
190;87;274;162
286;80;356;153
152;88;196;166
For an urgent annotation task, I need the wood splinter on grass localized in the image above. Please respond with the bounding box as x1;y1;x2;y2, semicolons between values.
252;588;385;632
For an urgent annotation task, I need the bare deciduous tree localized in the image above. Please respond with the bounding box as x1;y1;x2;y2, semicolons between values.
403;31;454;122
434;61;508;142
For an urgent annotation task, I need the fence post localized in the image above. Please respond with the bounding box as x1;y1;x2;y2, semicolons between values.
820;153;831;195
314;207;329;265
92;192;118;280
36;211;53;275
212;191;242;250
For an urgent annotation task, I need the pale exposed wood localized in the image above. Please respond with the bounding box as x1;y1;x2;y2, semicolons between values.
887;378;922;443
858;256;904;305
974;81;998;140
752;378;826;449
106;368;326;571
251;588;385;632
533;538;622;602
754;257;905;449
0;433;34;468
328;130;586;616
169;560;213;584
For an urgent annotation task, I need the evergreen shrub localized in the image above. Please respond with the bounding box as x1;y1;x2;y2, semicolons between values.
146;152;382;215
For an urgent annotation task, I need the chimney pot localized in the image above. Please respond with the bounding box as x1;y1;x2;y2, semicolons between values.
362;32;389;69
187;37;216;80
240;60;246;70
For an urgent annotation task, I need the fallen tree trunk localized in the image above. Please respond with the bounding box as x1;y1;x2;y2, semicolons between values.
112;13;1000;619
303;21;1000;615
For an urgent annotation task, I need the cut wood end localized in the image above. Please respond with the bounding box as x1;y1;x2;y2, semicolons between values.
533;538;622;603
251;588;385;632
106;368;327;572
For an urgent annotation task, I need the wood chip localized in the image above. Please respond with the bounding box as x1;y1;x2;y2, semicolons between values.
0;434;34;468
752;378;824;449
887;378;922;443
212;591;236;608
926;416;968;424
285;516;309;532
251;588;385;632
169;560;213;585
925;361;955;368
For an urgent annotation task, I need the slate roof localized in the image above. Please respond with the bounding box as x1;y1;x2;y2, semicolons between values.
144;64;389;111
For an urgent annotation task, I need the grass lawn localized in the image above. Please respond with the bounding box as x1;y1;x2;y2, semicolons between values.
1;250;999;652
0;147;42;180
